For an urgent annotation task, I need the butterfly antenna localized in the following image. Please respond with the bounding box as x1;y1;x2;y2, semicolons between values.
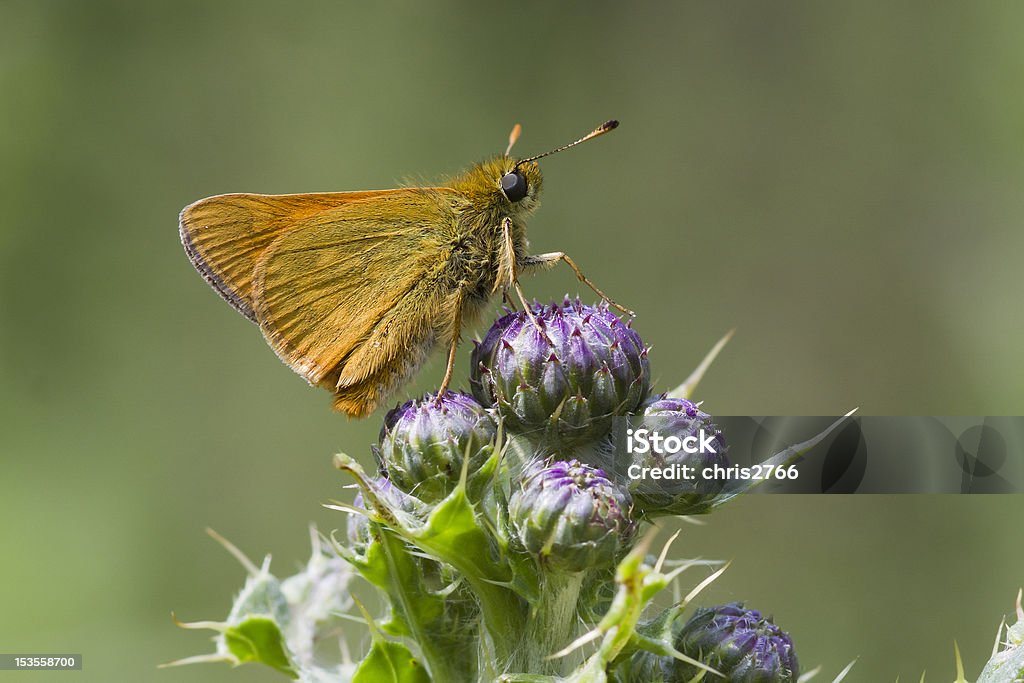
505;123;522;156
516;119;618;167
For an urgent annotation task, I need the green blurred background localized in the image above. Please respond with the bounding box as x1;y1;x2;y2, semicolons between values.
2;2;1022;681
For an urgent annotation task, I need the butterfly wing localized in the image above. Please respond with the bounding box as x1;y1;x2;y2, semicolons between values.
179;190;411;322
181;188;464;416
252;188;460;384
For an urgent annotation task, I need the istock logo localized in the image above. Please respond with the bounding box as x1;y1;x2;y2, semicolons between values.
626;428;720;455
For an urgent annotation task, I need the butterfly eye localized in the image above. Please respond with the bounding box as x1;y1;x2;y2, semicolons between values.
500;171;528;202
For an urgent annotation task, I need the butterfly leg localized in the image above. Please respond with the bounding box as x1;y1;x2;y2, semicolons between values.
520;252;635;317
513;280;541;328
500;218;541;328
435;287;466;405
501;289;518;311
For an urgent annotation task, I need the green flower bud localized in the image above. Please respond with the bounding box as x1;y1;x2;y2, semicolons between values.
615;650;675;682
509;459;636;573
375;392;497;502
346;477;418;557
629;396;729;517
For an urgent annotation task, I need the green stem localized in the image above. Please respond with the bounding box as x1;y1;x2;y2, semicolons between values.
521;571;586;676
378;532;473;682
463;574;527;668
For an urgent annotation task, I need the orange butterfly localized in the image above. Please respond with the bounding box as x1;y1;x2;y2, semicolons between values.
180;121;627;417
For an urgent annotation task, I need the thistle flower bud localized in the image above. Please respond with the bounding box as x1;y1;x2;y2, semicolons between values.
629;396;729;517
509;459;636;573
346;477;418;556
673;602;799;682
375;392;497;502
470;298;650;450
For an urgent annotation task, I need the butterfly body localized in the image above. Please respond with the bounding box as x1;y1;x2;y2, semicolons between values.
180;121;621;417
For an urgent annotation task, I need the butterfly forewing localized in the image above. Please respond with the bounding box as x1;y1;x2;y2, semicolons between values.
180;187;462;416
252;189;457;385
179;190;412;321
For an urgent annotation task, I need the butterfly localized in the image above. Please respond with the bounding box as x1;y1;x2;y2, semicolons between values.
180;120;628;417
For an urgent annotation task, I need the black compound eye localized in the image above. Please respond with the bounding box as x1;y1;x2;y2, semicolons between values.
500;171;529;202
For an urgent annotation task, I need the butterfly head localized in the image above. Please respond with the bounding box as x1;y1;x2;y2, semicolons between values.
500;158;543;209
453;120;617;220
454;156;543;218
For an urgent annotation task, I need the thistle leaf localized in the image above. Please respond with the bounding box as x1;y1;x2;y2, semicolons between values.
352;639;432;683
668;329;734;400
221;617;298;678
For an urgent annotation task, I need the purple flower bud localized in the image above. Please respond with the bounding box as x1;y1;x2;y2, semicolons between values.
509;459;637;573
672;603;799;682
629;395;729;517
470;298;650;450
376;392;497;503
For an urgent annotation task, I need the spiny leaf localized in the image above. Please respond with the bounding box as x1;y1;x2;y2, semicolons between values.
221;616;298;678
668;329;734;400
712;409;858;506
352;639;431;683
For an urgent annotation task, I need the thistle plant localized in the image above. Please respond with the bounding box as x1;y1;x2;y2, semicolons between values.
168;299;1021;682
